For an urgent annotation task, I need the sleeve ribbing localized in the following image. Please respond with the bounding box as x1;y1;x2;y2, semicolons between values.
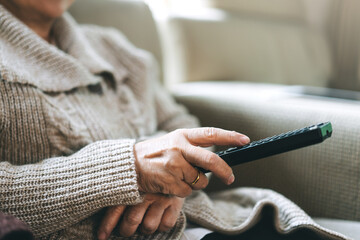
0;139;142;237
155;82;200;131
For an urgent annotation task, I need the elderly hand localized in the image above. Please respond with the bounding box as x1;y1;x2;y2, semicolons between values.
134;127;250;197
97;194;184;240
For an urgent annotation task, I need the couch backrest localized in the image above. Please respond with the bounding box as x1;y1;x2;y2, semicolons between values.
207;0;306;21
68;0;163;74
163;0;337;87
69;0;360;91
329;0;360;91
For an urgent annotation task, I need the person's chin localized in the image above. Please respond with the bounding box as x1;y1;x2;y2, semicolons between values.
41;0;74;18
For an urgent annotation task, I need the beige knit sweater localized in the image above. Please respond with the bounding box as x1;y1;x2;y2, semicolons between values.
0;5;350;240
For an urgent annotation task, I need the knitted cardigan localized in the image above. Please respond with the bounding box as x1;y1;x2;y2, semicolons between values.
0;5;350;240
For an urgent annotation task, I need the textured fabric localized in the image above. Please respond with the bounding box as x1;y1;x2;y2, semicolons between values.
172;81;360;223
0;5;351;240
185;189;345;238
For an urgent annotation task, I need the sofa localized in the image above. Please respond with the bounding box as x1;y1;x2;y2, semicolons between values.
69;0;360;239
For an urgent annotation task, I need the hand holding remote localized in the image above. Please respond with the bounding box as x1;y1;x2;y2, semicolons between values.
133;127;250;197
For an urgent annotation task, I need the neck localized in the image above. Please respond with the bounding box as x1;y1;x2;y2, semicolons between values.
0;2;55;43
23;19;55;43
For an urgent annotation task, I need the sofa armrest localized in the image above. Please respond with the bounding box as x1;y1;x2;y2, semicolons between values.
171;82;360;221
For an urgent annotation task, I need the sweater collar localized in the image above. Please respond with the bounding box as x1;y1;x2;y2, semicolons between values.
0;5;116;92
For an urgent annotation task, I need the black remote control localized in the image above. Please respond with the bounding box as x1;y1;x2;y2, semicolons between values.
200;122;332;173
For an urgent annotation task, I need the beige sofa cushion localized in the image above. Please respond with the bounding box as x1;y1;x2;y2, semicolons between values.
164;9;333;87
165;0;360;91
206;0;305;21
329;0;360;91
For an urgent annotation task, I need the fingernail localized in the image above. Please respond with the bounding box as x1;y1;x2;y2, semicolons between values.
98;231;107;240
240;136;250;144
227;174;235;185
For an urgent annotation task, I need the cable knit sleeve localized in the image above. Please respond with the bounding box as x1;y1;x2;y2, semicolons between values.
0;139;142;237
144;43;200;131
154;81;200;131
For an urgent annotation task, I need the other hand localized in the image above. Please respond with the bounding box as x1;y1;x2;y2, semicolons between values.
97;194;184;240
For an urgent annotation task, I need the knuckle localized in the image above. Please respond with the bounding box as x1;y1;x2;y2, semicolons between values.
172;183;192;197
112;205;124;214
164;158;176;170
162;181;177;196
181;187;192;197
142;222;157;234
205;127;217;140
204;152;217;168
174;128;184;134
161;219;176;230
168;138;179;149
124;212;142;226
173;128;186;137
164;154;183;172
168;186;178;196
168;146;182;156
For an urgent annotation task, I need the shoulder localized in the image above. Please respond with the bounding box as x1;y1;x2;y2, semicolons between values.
80;25;132;47
78;24;159;82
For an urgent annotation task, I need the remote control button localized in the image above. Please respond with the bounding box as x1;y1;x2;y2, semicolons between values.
226;147;238;152
216;151;225;155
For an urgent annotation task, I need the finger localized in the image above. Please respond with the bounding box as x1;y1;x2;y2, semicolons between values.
118;202;151;237
98;205;126;240
169;180;193;198
158;205;180;232
183;165;208;190
183;146;234;185
166;155;208;190
183;127;250;147
163;151;204;194
140;203;166;235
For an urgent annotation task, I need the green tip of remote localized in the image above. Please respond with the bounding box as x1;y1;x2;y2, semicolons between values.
319;122;332;139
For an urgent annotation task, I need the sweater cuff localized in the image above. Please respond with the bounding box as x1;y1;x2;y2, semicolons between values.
79;139;142;207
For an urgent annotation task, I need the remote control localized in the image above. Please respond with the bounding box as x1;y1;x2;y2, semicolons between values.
200;122;332;173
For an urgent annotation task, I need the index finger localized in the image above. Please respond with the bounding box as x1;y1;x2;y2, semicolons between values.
183;127;250;147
